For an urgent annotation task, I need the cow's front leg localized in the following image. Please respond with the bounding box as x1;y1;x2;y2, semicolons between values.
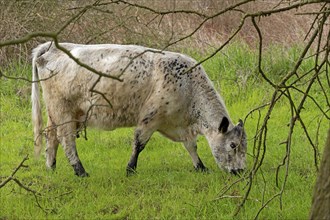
45;117;59;170
57;122;89;177
127;128;153;176
183;141;208;172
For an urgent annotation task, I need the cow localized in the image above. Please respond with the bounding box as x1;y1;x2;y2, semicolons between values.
32;41;247;177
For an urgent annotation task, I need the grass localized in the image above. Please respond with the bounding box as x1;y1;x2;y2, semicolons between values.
0;42;328;219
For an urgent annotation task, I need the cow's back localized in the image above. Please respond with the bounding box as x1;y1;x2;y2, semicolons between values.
34;42;200;131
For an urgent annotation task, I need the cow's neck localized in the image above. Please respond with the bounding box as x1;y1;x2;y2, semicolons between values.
196;88;233;135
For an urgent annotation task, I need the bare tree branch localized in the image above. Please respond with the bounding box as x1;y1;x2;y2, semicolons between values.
0;155;31;189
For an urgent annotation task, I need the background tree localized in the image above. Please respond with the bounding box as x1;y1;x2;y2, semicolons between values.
310;129;330;219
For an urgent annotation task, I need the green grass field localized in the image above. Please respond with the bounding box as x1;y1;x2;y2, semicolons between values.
0;43;328;219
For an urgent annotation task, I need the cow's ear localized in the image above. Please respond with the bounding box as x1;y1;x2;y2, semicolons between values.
219;117;229;133
238;119;244;127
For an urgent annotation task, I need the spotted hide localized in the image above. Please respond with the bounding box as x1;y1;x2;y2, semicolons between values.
32;42;247;177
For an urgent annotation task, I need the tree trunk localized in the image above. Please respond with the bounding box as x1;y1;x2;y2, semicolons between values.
309;128;330;219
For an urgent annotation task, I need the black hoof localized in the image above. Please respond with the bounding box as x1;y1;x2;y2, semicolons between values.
126;166;137;176
76;172;89;177
230;169;244;176
73;161;89;177
50;159;57;170
195;164;209;173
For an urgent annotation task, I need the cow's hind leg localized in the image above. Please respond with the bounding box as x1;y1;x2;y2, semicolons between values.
45;116;59;170
127;127;154;176
183;141;208;172
57;121;89;177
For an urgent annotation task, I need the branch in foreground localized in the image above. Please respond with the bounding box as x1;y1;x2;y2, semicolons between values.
0;155;30;189
0;154;74;214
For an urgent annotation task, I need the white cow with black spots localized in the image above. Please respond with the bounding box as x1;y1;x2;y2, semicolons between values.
32;41;247;177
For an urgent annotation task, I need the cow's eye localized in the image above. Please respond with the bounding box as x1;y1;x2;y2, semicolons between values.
230;143;237;149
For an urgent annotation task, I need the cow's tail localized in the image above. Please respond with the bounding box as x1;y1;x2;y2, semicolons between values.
32;43;50;157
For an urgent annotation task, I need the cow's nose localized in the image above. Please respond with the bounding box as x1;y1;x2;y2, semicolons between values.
230;168;244;176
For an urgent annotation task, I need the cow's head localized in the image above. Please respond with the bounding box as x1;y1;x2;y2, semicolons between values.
209;117;247;175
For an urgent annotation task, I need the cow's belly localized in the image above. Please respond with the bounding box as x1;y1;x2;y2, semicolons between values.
81;102;139;130
158;126;199;142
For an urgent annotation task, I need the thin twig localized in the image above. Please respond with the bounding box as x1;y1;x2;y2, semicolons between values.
0;155;29;189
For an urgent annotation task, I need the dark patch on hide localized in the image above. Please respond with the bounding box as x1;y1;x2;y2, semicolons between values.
36;56;47;68
142;110;158;125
